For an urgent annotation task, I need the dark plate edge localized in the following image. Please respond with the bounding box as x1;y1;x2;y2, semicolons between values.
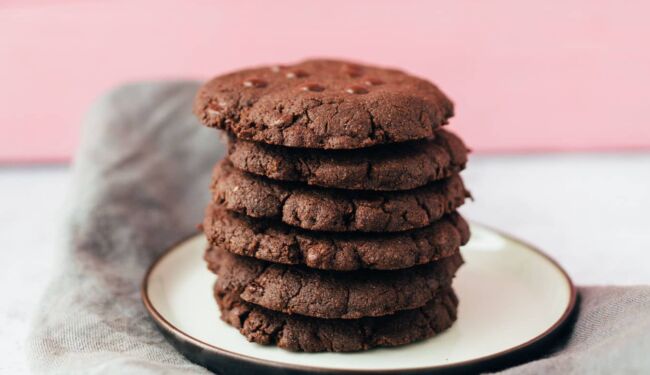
141;223;578;374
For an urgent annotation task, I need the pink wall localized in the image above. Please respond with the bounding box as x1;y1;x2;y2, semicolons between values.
1;0;649;162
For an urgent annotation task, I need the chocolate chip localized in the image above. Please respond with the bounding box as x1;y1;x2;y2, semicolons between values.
206;102;223;115
269;65;286;73
345;85;368;94
302;83;325;92
286;70;309;79
243;78;268;88
306;252;321;264
364;77;384;86
343;64;363;77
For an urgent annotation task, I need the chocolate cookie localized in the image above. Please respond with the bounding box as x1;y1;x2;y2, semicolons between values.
215;282;458;352
194;59;453;149
205;247;463;319
227;129;468;191
203;204;470;271
211;159;468;233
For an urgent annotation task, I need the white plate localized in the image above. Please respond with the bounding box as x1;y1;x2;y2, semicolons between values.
142;223;576;374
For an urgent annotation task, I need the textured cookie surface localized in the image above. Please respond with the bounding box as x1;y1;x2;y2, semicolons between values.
203;204;470;271
228;129;468;191
205;247;463;319
194;59;453;149
215;282;458;352
211;159;468;232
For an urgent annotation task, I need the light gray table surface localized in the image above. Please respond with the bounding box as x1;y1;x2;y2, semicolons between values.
2;152;649;374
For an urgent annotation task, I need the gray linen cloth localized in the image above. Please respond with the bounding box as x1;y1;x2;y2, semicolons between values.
27;82;650;374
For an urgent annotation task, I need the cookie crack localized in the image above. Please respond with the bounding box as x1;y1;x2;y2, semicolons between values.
283;269;306;311
415;195;434;222
343;283;352;316
343;201;358;229
364;161;373;181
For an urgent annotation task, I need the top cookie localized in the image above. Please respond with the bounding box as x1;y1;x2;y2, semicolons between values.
194;59;454;149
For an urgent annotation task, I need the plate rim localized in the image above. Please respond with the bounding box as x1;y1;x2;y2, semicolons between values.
141;223;577;374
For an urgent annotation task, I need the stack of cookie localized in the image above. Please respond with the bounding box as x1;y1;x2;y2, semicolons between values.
194;59;470;352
